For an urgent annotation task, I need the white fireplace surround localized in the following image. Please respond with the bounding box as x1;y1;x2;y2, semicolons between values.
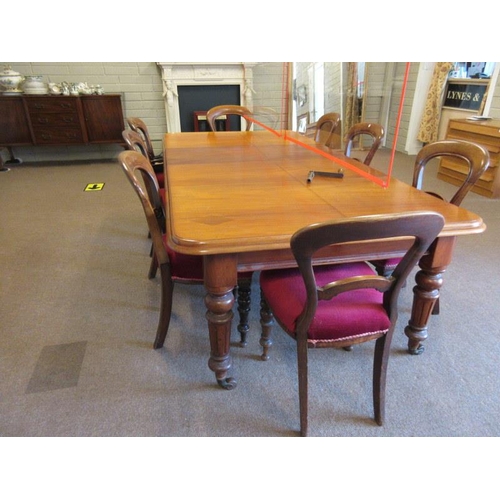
157;62;257;133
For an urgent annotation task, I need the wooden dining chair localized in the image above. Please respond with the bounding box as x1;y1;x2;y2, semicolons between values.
118;150;253;350
314;112;341;148
206;105;253;132
126;117;164;168
122;129;167;281
259;211;444;436
371;140;490;314
344;122;385;166
123;126;254;344
122;129;164;189
118;150;198;349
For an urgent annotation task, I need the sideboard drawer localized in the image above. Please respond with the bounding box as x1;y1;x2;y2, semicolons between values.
30;113;81;127
33;127;85;144
25;97;78;113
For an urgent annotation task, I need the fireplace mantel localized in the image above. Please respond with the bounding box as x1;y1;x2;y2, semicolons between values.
157;62;257;133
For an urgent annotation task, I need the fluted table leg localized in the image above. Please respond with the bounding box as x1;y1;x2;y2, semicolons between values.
204;254;238;389
404;236;456;354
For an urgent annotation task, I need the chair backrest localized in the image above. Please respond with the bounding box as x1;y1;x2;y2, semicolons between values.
118;150;168;267
127;117;156;161
314;112;341;148
122;129;150;158
413;139;490;206
344;122;385;165
290;211;444;337
206;105;253;132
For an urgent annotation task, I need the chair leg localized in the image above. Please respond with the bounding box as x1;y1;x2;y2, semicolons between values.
236;275;252;347
372;335;390;426
153;263;174;349
148;252;158;279
297;336;309;437
259;291;274;361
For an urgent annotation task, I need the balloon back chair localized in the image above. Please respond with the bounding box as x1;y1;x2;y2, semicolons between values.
126;117;163;168
344;122;385;165
259;211;444;436
206;105;253;132
119;150;203;349
122;128;164;189
314;112;341;148
118;150;253;351
371;139;490;314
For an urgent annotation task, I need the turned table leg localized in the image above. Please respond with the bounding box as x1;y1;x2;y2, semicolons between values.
404;237;456;355
404;267;443;354
236;274;252;347
204;254;238;389
259;290;274;361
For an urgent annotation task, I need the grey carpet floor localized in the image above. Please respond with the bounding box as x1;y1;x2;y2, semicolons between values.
1;149;499;439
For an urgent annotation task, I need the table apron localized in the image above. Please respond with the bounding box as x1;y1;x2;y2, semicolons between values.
234;238;419;273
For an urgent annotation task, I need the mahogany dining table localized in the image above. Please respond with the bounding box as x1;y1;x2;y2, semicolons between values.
163;130;485;389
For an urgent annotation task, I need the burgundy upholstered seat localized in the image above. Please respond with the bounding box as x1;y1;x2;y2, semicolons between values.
163;234;204;283
261;262;390;345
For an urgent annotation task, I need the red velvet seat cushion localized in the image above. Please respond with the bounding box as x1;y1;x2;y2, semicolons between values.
372;257;400;271
161;235;204;282
260;262;390;345
160;237;253;283
382;258;400;269
156;172;165;188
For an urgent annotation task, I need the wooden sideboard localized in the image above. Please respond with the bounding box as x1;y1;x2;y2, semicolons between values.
0;94;125;158
437;118;500;198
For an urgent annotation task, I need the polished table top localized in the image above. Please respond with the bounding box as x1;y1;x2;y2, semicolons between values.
164;130;485;256
163;129;485;386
